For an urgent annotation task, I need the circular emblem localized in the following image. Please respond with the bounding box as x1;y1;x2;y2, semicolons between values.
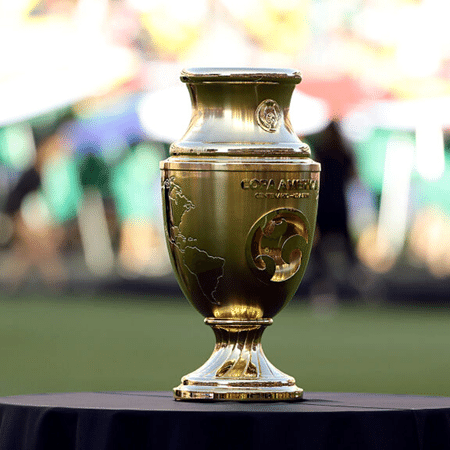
256;99;281;132
246;208;310;284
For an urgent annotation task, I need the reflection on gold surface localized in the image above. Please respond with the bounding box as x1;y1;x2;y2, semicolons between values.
213;304;263;321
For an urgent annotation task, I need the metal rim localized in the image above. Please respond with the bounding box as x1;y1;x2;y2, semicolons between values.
181;67;302;84
160;157;321;172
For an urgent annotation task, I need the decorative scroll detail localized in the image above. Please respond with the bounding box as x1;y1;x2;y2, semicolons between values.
246;208;309;283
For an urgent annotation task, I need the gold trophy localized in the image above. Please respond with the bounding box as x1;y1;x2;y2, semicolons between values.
161;68;320;401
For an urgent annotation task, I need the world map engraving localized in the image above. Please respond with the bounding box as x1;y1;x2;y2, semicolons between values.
163;177;225;305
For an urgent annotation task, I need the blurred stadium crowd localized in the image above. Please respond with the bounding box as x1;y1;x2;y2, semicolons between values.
1;0;450;302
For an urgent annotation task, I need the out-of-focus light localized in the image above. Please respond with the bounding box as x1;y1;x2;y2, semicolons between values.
110;143;163;222
0;0;39;21
357;133;416;274
377;133;415;256
129;0;207;22
353;5;401;47
0;212;14;245
100;137;128;165
415;121;445;181
77;188;114;275
138;86;191;143
41;154;82;223
356;224;396;274
290;90;330;135
0;16;138;127
136;0;207;57
74;0;108;39
409;207;450;278
353;2;447;79
118;219;171;278
220;0;255;20
20;191;53;232
345;178;377;238
0;123;36;170
226;0;311;55
344;97;450;134
184;18;252;67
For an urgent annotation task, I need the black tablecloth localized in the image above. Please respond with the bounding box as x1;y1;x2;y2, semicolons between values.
1;391;450;449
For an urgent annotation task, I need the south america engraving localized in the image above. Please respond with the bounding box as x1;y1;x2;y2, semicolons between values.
163;177;225;305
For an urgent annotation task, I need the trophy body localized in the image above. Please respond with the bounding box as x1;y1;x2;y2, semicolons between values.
161;69;320;401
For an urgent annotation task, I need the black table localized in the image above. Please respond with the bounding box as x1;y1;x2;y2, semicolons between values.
1;391;450;449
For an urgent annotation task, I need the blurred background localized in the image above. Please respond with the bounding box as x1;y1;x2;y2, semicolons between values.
1;0;450;397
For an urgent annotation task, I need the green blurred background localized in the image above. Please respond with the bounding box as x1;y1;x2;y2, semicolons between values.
1;0;450;399
1;293;449;397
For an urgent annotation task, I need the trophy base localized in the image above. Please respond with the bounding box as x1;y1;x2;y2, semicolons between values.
174;383;303;402
173;318;303;402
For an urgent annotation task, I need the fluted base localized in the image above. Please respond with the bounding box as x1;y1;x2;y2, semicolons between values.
174;318;303;401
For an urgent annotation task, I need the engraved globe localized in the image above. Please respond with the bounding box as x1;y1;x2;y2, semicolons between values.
160;68;320;401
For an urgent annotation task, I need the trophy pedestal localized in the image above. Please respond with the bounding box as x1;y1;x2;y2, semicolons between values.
174;319;303;401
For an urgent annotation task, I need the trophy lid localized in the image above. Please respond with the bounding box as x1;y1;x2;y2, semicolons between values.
181;68;302;84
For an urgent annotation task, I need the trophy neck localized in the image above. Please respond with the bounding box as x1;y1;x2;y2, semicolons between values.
170;68;310;157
